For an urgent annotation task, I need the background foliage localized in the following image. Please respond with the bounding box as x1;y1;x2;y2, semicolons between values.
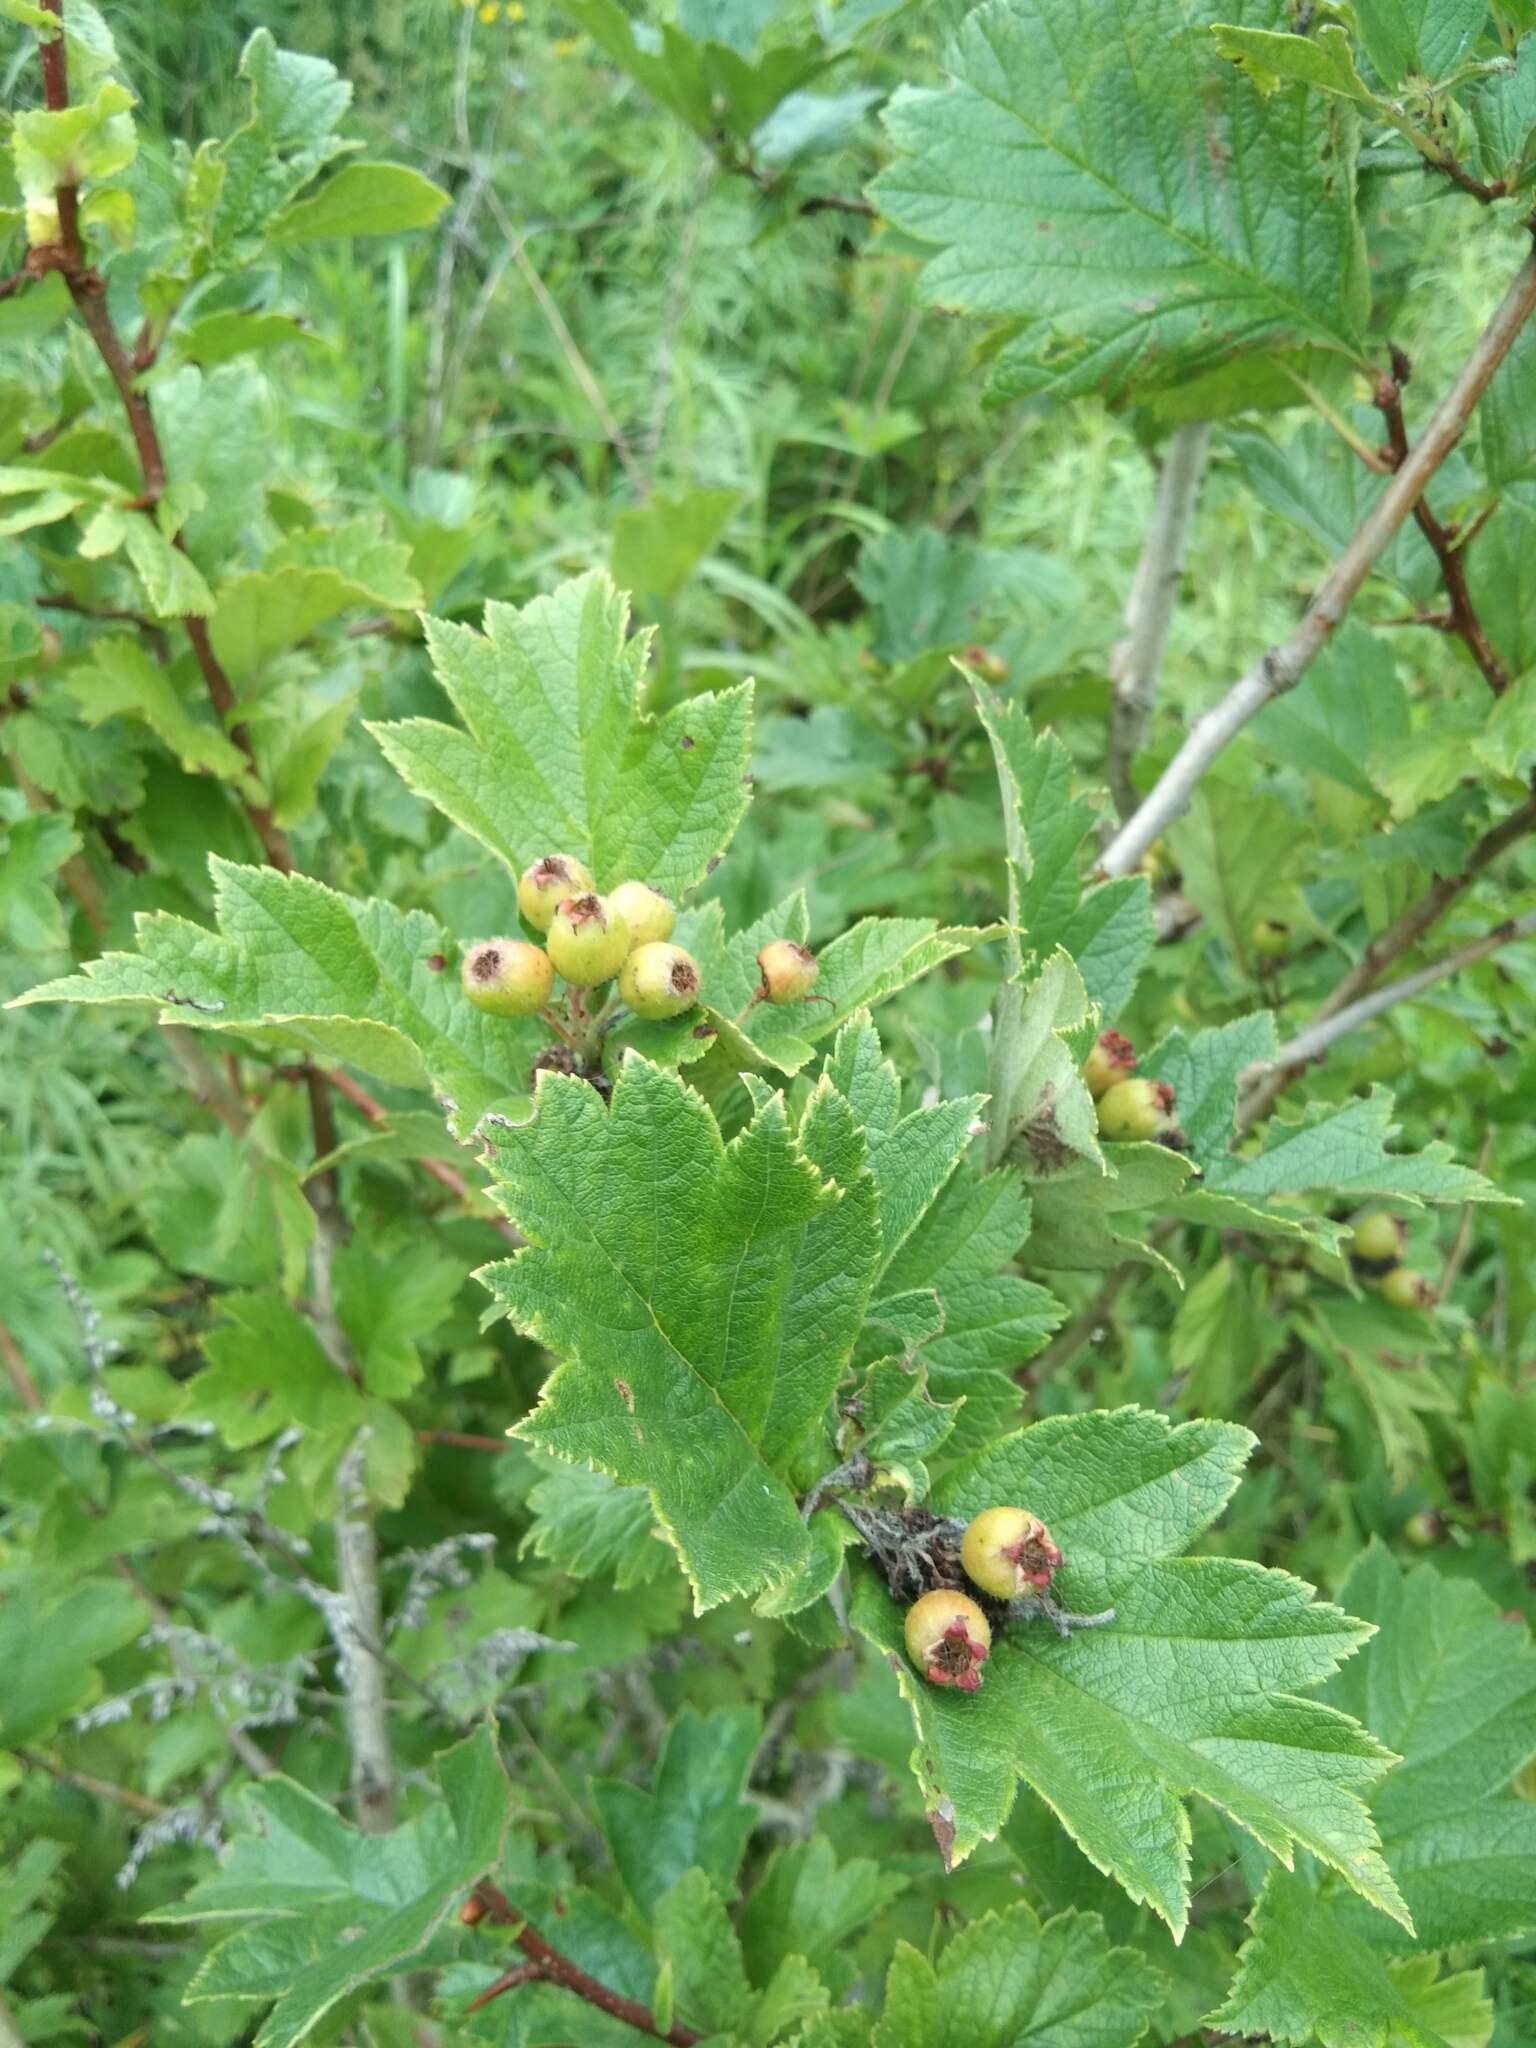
2;2;1536;2045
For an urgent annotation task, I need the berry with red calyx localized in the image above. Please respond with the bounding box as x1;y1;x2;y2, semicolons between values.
547;893;630;986
1380;1265;1435;1311
1348;1209;1403;1279
903;1589;992;1693
1097;1076;1176;1143
1403;1508;1441;1549
517;853;595;933
1084;1029;1137;1100
757;939;819;1004
460;939;554;1018
960;1506;1063;1599
1250;917;1292;961
620;942;701;1019
608;880;676;950
962;644;1008;684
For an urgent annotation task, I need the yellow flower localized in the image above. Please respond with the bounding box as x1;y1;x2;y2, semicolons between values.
506;1;525;16
552;33;581;54
478;1;499;18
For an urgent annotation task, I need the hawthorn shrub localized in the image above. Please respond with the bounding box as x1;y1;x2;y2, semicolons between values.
2;3;1536;2047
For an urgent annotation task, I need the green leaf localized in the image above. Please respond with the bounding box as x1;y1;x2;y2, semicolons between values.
12;857;537;1133
78;500;216;619
369;570;753;899
594;1705;761;1914
1351;0;1485;87
171;309;326;368
62;637;250;782
12;80;137;203
653;1868;820;2043
1208;1867;1491;2048
0;1574;148;1744
1209;1088;1512;1208
211;516;422;687
853;1408;1408;1936
740;1837;906;2003
611;486;742;604
973;688;1153;1021
1213;19;1373;102
190;30;355;263
163;1723;513;2048
198;1290;363;1446
567;0;837;141
994;951;1107;1183
521;1458;672;1589
493;1055;880;1610
871;1901;1164;2048
872;0;1368;406
1168;781;1307;967
1323;1546;1536;1951
1467;36;1536;195
268;161;448;243
1253;621;1409;799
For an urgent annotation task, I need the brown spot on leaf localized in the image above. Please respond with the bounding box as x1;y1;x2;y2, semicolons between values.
692;1023;716;1040
680;733;695;750
427;953;447;972
615;1378;634;1411
927;1800;957;1871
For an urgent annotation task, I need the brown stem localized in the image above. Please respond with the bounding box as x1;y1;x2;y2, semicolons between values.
29;1;295;877
0;1316;44;1410
1238;783;1536;1128
473;1882;700;2044
324;1067;525;1245
1374;366;1508;693
417;1429;514;1454
466;1963;548;2012
18;1747;169;1817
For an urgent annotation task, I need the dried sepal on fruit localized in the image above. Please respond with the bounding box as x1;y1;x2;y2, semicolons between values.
1380;1266;1435;1311
1084;1029;1136;1099
547;893;630;986
903;1588;991;1693
620;941;701;1019
460;938;554;1018
517;853;595;933
757;938;819;1004
608;880;676;949
960;1506;1063;1598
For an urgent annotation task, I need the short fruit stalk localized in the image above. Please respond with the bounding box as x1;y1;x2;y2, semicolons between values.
1084;1029;1136;1099
518;853;595;933
904;1589;992;1693
547;893;630;987
460;939;554;1018
961;1506;1063;1598
608;880;676;949
620;942;701;1020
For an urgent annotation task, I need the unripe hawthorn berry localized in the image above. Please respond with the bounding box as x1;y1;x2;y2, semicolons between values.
1250;917;1292;961
517;853;595;933
1380;1265;1434;1311
547;893;630;986
961;1506;1063;1599
1083;1029;1136;1100
757;939;819;1004
903;1589;991;1693
1349;1209;1403;1278
620;941;701;1019
460;938;553;1018
1097;1076;1176;1143
1403;1508;1441;1548
608;880;676;949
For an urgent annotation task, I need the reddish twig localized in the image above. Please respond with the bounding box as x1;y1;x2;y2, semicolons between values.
29;1;294;876
324;1068;524;1245
0;1316;44;1411
417;1429;514;1454
472;1882;700;2043
1374;358;1509;694
466;1963;547;2012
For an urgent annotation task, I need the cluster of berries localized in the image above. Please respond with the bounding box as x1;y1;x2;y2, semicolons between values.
902;1507;1063;1694
1348;1211;1435;1311
1083;1029;1187;1150
460;852;820;1031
